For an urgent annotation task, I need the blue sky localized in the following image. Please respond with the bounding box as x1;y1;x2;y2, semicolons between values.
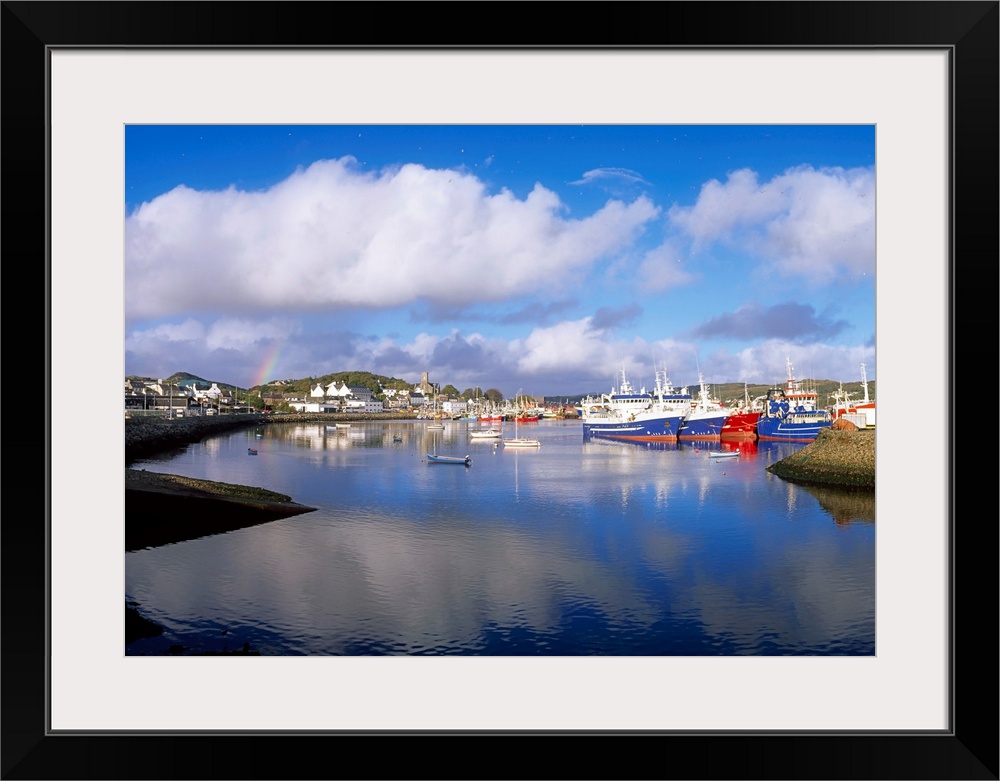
125;124;875;397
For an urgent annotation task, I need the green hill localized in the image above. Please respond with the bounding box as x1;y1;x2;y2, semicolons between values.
252;371;412;398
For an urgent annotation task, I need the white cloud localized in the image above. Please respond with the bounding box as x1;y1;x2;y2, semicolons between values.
124;318;206;353
126;158;659;319
636;241;698;291
701;341;876;386
203;317;302;352
569;167;651;187
512;318;663;385
126;317;299;354
125;312;874;395
668;165;875;283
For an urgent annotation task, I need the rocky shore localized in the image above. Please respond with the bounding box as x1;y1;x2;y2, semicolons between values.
766;428;875;490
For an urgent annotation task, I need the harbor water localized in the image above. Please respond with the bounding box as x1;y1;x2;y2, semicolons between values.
125;419;875;656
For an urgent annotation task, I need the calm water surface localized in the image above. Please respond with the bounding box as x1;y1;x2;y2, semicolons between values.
125;419;875;655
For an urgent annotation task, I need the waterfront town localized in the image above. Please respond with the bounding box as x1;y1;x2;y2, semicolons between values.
126;361;876;436
125;371;563;420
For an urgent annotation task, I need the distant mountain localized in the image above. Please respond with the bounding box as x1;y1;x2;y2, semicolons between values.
127;372;244;393
167;371;209;385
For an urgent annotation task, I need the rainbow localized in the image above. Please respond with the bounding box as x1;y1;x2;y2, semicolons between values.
251;341;284;388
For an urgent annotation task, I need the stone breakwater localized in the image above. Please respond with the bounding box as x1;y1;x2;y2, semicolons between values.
125;412;413;462
126;414;260;461
766;428;875;490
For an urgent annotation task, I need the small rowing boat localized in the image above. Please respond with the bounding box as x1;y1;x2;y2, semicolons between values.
427;453;472;465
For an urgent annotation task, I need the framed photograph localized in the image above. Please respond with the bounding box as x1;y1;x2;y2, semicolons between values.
8;2;996;778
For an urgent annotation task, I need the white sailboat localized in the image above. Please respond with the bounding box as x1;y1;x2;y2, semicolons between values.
426;387;445;429
502;391;540;448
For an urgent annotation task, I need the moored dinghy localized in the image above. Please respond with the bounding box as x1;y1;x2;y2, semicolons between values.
427;453;472;465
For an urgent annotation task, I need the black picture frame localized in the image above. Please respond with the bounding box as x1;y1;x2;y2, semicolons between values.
5;2;997;778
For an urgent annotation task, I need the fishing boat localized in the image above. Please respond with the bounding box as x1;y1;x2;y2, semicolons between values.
720;383;761;441
677;374;730;441
720;408;760;440
426;453;472;465
581;368;688;442
830;362;876;428
757;408;833;442
247;448;258;455
510;391;541;423
756;357;833;442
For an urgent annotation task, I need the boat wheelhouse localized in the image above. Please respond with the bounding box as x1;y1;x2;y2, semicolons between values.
756;357;833;442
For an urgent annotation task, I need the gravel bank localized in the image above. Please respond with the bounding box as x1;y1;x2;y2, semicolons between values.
766;428;875;490
125;470;318;552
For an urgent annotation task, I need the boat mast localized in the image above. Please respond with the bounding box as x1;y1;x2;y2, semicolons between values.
859;362;871;403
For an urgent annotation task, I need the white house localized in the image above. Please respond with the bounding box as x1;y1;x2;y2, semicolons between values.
345;398;385;413
193;382;224;400
347;385;374;401
289;401;340;413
